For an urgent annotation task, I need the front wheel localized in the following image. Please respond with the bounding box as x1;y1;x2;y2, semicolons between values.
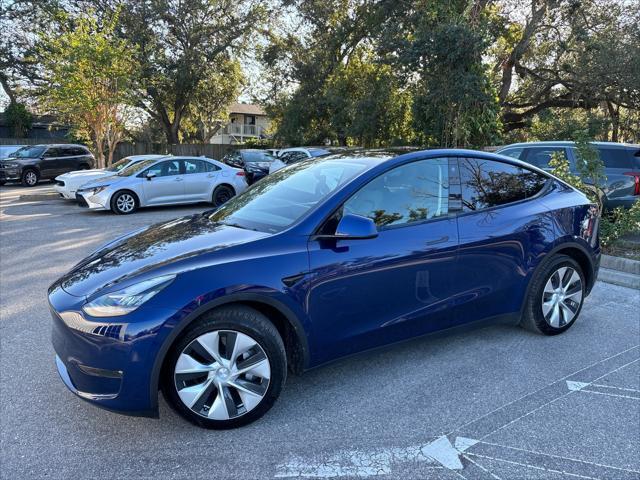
21;169;39;187
162;305;286;429
521;254;585;335
110;190;138;214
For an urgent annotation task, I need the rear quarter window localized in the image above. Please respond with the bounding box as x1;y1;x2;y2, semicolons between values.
597;147;634;169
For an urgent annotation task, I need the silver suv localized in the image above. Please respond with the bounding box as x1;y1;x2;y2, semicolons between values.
497;141;640;209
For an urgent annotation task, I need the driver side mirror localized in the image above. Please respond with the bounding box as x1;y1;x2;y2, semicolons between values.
146;172;157;181
315;214;378;240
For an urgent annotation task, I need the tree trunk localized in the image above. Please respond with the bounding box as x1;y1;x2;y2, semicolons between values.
606;101;619;142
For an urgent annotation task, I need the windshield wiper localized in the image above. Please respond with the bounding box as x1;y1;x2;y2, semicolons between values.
219;221;260;232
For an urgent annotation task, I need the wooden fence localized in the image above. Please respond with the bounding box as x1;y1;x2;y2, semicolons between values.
0;138;242;162
0;138;501;162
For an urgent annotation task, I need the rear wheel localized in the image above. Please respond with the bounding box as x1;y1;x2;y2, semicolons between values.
21;169;39;187
162;305;286;429
110;190;138;214
212;184;235;207
521;254;585;335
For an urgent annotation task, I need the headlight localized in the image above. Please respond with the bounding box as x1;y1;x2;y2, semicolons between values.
2;162;19;168
91;185;109;195
82;274;176;317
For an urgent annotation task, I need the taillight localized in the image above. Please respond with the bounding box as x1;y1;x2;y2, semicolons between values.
236;171;245;176
624;172;640;195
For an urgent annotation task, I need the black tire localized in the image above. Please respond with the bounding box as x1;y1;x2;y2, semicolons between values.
520;254;585;335
162;305;287;429
78;164;90;170
110;190;138;214
21;169;39;187
212;184;235;207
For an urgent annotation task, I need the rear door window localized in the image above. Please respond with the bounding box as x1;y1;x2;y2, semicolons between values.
460;158;543;211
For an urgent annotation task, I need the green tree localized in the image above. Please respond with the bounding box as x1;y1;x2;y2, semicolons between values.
181;58;244;143
39;11;138;167
85;0;267;144
4;102;32;138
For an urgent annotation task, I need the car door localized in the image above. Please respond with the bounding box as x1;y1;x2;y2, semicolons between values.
140;159;185;205
40;147;63;178
305;157;460;365
183;159;220;202
452;157;554;327
56;146;81;173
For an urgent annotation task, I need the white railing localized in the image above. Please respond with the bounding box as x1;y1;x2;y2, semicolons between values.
222;124;264;136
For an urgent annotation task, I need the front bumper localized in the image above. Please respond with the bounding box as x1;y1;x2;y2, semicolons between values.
75;190;110;210
49;284;178;417
54;183;76;200
0;168;21;181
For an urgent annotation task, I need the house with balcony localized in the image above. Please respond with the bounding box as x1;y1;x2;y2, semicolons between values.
209;102;271;145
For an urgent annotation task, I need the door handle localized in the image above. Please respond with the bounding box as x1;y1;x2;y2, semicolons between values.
174;177;183;182
207;173;215;178
426;235;449;246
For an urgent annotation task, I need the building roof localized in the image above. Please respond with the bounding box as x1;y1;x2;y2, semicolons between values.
229;102;267;116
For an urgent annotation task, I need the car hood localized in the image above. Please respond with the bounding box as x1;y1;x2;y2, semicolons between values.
56;214;270;298
79;174;124;189
58;169;106;179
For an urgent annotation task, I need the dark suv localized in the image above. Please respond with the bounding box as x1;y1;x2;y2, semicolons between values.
222;149;277;184
497;141;640;209
0;144;95;187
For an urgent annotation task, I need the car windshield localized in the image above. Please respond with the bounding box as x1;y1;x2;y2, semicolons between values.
107;157;135;172
244;151;276;163
117;158;158;176
208;158;368;233
11;146;45;158
0;146;22;159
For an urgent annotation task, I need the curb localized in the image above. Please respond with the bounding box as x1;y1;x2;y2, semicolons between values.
598;268;640;290
599;254;640;290
600;254;640;275
19;192;60;201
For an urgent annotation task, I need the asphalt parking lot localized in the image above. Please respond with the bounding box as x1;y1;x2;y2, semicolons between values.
1;182;639;480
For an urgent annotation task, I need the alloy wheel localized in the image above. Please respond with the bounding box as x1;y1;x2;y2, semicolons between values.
541;266;583;327
116;193;135;213
25;171;37;186
174;330;271;420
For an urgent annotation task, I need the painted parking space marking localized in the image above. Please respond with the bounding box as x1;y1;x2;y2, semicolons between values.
274;438;443;478
460;440;640;480
566;380;640;400
274;347;640;478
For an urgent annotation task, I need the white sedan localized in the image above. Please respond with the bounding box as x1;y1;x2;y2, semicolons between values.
268;147;330;174
54;154;165;199
75;156;248;214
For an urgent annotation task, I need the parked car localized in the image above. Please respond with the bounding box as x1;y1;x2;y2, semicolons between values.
223;149;277;184
49;148;600;428
54;155;166;200
269;147;331;174
0;144;94;187
497;141;640;209
75;156;247;214
265;148;280;158
0;145;26;161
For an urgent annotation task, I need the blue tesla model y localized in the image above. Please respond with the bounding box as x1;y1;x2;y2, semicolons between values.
49;149;600;428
